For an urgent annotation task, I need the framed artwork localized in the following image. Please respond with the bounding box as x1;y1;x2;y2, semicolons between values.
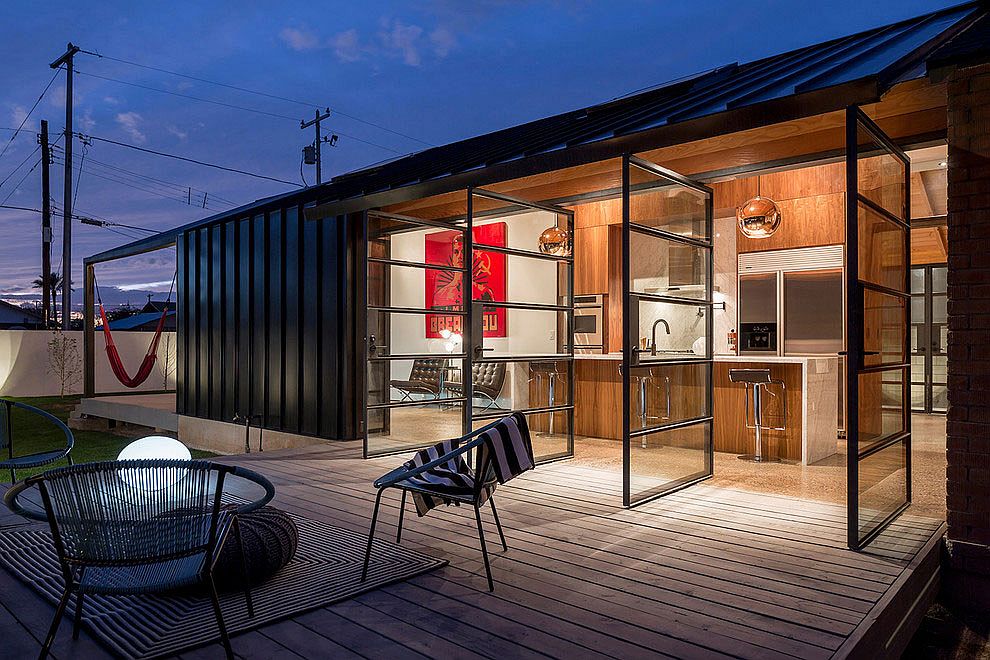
425;222;507;338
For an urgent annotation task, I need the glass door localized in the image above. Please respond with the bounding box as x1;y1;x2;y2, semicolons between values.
363;210;471;457
845;107;912;549
910;264;948;413
621;155;714;507
467;189;575;462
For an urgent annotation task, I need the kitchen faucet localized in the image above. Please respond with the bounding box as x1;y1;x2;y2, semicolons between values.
650;318;670;356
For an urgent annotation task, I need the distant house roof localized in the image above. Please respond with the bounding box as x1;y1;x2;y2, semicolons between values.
89;2;987;261
142;300;176;313
0;300;43;327
108;310;176;331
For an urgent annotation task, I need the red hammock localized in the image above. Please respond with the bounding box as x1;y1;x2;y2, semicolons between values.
96;274;174;388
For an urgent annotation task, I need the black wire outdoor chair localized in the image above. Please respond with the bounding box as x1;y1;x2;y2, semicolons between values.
4;459;275;659
0;398;74;483
361;413;534;592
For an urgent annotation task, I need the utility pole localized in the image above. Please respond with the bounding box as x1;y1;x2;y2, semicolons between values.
39;120;52;328
51;42;79;330
300;108;331;185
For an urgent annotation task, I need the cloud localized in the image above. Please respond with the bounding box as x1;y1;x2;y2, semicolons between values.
103;96;120;105
280;26;320;51
379;19;424;66
115;111;145;143
9;105;28;127
331;29;362;62
166;125;188;140
78;109;96;132
429;27;456;57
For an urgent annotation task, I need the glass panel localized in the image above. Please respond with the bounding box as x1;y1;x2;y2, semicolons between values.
784;269;843;354
370;357;460;406
628;363;709;432
909;296;924;323
629;163;708;240
911;384;925;410
910;268;925;294
863;290;906;367
472;210;567;256
630;228;709;300
858;201;907;292
629;421;711;503
857;126;906;219
367;309;466;357
858;438;908;541
858;368;905;452
485;253;570;306
369;215;467;268
634;299;709;359
932;267;947;294
368;401;464;456
932;295;947;324
474;359;572;412
932;385;948;412
481;307;569;357
933;355;947;383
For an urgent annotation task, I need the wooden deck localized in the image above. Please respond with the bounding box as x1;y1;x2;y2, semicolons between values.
0;441;945;659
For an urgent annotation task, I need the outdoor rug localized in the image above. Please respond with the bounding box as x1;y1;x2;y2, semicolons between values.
0;511;447;659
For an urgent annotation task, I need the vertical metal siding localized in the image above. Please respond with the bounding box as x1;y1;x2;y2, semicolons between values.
176;205;344;439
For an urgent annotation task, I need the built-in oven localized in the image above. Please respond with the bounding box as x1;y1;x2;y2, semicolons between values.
573;294;605;354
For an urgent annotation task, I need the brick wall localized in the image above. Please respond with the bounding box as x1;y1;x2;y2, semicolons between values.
945;60;990;601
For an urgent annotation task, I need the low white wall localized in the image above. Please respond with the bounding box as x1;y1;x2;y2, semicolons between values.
0;329;177;397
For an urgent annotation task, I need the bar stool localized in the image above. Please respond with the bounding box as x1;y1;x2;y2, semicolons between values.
618;365;672;447
529;361;561;435
728;368;786;462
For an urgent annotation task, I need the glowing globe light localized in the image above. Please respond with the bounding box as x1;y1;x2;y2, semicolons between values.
118;435;191;462
538;225;571;257
117;436;192;492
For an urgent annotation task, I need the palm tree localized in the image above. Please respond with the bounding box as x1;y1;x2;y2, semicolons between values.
32;272;63;327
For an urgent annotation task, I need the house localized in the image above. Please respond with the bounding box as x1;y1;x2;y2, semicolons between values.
81;0;990;629
106;300;177;332
0;299;44;329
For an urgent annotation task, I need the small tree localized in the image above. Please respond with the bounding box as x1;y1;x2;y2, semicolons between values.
158;333;176;389
47;330;82;397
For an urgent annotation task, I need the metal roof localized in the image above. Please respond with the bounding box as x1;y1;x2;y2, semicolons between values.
89;2;984;262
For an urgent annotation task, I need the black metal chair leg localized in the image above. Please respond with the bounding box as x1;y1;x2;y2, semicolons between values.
206;574;234;660
361;489;385;582
233;517;255;617
473;504;494;592
71;591;84;640
396;490;407;543
488;498;508;551
40;586;72;659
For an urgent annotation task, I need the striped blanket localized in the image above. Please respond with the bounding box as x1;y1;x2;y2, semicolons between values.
402;413;534;516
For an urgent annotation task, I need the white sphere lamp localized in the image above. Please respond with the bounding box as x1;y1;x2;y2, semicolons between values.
117;435;191;462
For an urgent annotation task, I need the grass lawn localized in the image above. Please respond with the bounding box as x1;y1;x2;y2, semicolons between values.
2;396;215;484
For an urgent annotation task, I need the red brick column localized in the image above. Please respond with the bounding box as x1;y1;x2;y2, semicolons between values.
945;60;990;605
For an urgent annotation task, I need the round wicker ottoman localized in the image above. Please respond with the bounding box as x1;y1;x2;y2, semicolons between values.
214;506;298;590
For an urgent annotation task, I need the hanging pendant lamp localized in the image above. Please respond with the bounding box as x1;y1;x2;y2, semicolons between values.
736;175;782;239
538;223;572;257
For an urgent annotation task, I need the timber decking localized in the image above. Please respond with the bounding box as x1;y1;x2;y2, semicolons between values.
0;441;944;659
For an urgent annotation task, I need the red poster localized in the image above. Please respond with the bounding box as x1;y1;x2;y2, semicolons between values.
425;223;507;338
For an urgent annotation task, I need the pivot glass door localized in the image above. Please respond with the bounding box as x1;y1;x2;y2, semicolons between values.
467;189;575;463
363;210;471;457
621;155;714;506
845;107;912;549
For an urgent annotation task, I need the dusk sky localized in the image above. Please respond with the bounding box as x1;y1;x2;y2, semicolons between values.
0;0;956;307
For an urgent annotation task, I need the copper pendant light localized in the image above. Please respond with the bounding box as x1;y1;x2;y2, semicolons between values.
736;175;782;239
538;224;572;257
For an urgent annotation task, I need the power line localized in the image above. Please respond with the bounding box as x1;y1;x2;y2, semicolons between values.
81;152;238;205
75;68;407;155
0;144;41;190
1;157;41;206
78;48;435;147
0;67;63;164
75;132;302;186
0;204;42;213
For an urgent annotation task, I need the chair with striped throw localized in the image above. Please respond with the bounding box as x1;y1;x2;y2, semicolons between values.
361;413;534;591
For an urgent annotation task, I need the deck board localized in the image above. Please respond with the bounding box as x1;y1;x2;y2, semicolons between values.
0;441;944;659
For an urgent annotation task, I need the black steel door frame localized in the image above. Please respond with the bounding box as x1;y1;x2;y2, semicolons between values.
467;187;576;463
621;154;715;508
844;105;912;550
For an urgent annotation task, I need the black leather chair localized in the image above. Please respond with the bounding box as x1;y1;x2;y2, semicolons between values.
446;362;506;410
390;358;445;402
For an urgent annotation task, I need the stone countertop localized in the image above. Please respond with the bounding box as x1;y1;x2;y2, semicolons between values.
714;354;838;365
